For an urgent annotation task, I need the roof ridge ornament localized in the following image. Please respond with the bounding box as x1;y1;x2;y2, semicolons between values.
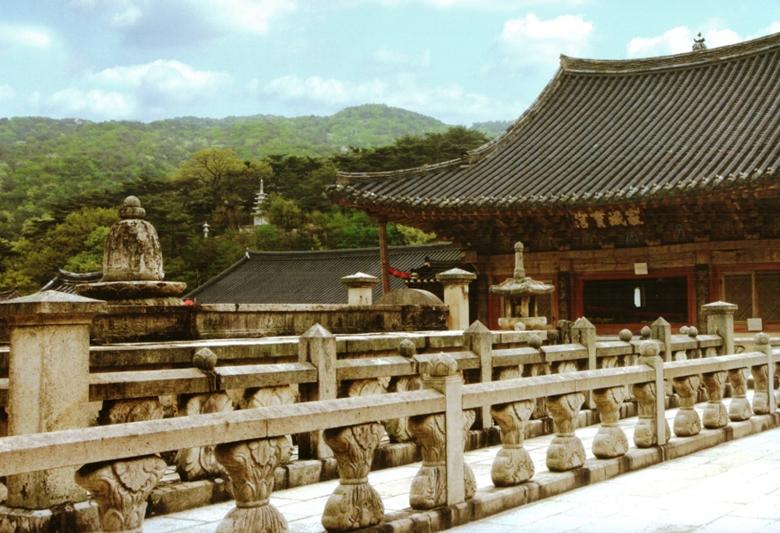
692;32;707;51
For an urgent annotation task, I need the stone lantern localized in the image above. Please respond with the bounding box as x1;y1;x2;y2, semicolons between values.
77;196;186;303
490;241;554;330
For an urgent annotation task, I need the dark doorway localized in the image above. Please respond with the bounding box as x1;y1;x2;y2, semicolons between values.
584;277;688;324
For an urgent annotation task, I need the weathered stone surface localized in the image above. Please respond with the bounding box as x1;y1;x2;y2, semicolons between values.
546;393;586;471
385;376;423;443
408;410;476;509
702;372;728;429
592;387;628;458
214;438;292;533
103;196;164;282
175;393;233;481
673;375;702;437
75;455;167;533
632;381;670;448
727;368;752;421
322;423;385;531
490;400;535;486
752;364;770;414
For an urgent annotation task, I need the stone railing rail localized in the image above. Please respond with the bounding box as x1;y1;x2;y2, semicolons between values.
0;330;726;408
0;339;777;532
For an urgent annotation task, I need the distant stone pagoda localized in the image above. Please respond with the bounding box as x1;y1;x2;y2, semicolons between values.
252;179;269;226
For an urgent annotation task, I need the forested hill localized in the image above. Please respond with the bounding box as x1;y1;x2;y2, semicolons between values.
0;104;450;239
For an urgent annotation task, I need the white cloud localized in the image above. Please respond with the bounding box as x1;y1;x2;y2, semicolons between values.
346;0;585;9
90;59;231;99
763;21;780;34
0;23;52;49
0;85;15;101
70;0;295;43
255;74;520;123
45;88;133;118
375;46;431;68
499;13;593;64
627;25;745;58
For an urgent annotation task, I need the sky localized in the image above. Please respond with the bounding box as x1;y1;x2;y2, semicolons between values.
0;0;778;125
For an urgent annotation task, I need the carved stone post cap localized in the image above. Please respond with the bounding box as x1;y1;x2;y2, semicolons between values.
435;268;476;284
618;329;633;342
702;301;738;315
119;195;146;219
0;290;106;324
428;353;459;376
514;241;524;252
680;325;690;334
527;333;543;349
754;332;770;346
465;320;490;334
193;347;218;370
301;323;334;339
687;326;699;338
640;326;652;339
341;272;378;288
572;316;595;329
639;340;659;358
652;316;671;327
399;338;417;357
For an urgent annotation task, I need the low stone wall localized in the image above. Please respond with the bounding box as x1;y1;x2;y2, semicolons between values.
192;303;447;339
0;302;448;344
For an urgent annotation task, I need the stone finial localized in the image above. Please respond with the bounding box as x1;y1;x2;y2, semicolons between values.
429;353;458;377
640;326;651;339
340;272;378;288
513;241;526;279
701;301;738;315
436;268;476;284
680;325;690;335
618;329;632;342
755;332;770;345
399;338;417;358
193;347;217;371
527;333;543;349
639;340;659;358
692;32;707;51
687;326;699;338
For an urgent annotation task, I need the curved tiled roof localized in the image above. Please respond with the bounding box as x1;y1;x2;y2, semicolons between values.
330;32;780;213
186;243;463;304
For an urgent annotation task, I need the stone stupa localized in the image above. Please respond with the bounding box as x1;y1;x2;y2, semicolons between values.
77;196;186;304
490;241;554;330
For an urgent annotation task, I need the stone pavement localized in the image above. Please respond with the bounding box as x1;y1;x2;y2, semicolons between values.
145;399;780;532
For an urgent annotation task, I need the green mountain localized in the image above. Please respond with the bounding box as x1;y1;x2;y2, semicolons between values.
471;120;512;138
0;104;452;240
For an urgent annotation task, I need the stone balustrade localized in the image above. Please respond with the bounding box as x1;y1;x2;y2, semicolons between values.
0;338;778;532
0;296;756;530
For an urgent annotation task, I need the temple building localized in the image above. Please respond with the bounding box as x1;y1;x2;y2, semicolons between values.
329;32;780;333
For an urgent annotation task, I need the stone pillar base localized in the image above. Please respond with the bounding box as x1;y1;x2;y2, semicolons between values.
0;501;99;532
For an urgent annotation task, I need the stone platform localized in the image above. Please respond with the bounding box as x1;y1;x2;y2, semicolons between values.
144;393;780;532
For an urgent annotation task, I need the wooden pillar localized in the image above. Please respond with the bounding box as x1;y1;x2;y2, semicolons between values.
377;220;391;294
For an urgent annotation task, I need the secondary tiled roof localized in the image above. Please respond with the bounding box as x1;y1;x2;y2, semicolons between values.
187;243;463;304
330;32;780;213
40;269;102;294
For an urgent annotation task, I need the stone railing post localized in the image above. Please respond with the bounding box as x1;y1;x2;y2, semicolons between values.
572;316;596;407
592;386;628;458
702;301;737;355
752;333;776;415
672;373;702;436
409;354;475;509
727;367;752;421
299;324;337;459
464;320;493;430
0;291;105;510
436;268;476;331
546;391;586;471
651;317;672;362
214;437;292;533
341;272;378;305
490;399;535;486
632;341;670;448
702;371;728;428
